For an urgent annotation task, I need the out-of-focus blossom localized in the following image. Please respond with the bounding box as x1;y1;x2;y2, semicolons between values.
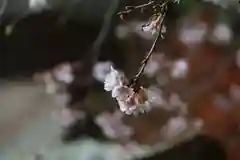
144;59;160;78
5;25;14;36
59;108;86;127
104;66;127;91
121;142;152;159
144;54;166;78
170;59;188;79
156;71;170;86
160;116;188;139
146;86;168;107
42;72;58;94
29;0;48;11
236;49;240;68
178;23;207;45
95;111;133;139
168;93;188;114
53;63;73;84
211;23;232;44
115;24;131;39
229;84;240;102
213;94;232;111
204;0;237;9
93;61;113;83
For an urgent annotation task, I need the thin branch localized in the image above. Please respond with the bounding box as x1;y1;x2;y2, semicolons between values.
117;1;155;15
129;2;168;91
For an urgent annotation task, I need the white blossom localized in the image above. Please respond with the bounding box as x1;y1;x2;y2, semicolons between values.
93;61;113;83
170;59;188;78
211;23;232;44
144;53;167;78
115;24;131;39
5;25;14;36
144;60;160;78
142;24;166;35
178;23;207;45
53;63;73;84
29;0;48;11
204;0;237;9
168;93;188;114
59;108;86;127
146;86;168;107
104;67;152;115
42;72;58;94
134;21;156;40
104;66;127;91
160;116;188;139
112;85;134;101
95;111;133;139
116;87;152;115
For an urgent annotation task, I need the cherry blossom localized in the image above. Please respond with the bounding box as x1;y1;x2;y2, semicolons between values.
29;0;48;11
146;86;168;107
160;116;188;139
104;67;153;115
211;23;232;44
170;59;188;79
53;63;73;84
59;108;86;127
204;0;237;9
112;85;134;101
115;87;152;115
104;66;127;91
94;110;133;139
42;71;58;94
168;93;188;114
115;24;131;39
93;61;114;83
143;54;166;78
178;22;207;45
5;25;14;36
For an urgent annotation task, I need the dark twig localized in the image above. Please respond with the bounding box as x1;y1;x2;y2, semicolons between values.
129;2;169;91
117;1;155;15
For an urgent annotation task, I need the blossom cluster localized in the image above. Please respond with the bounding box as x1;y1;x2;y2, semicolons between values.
104;66;152;115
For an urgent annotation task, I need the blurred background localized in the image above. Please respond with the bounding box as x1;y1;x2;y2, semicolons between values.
0;0;240;159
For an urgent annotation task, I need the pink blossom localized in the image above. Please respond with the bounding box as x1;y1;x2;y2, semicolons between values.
95;111;133;139
104;66;127;91
53;63;73;84
93;61;113;83
170;59;188;79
